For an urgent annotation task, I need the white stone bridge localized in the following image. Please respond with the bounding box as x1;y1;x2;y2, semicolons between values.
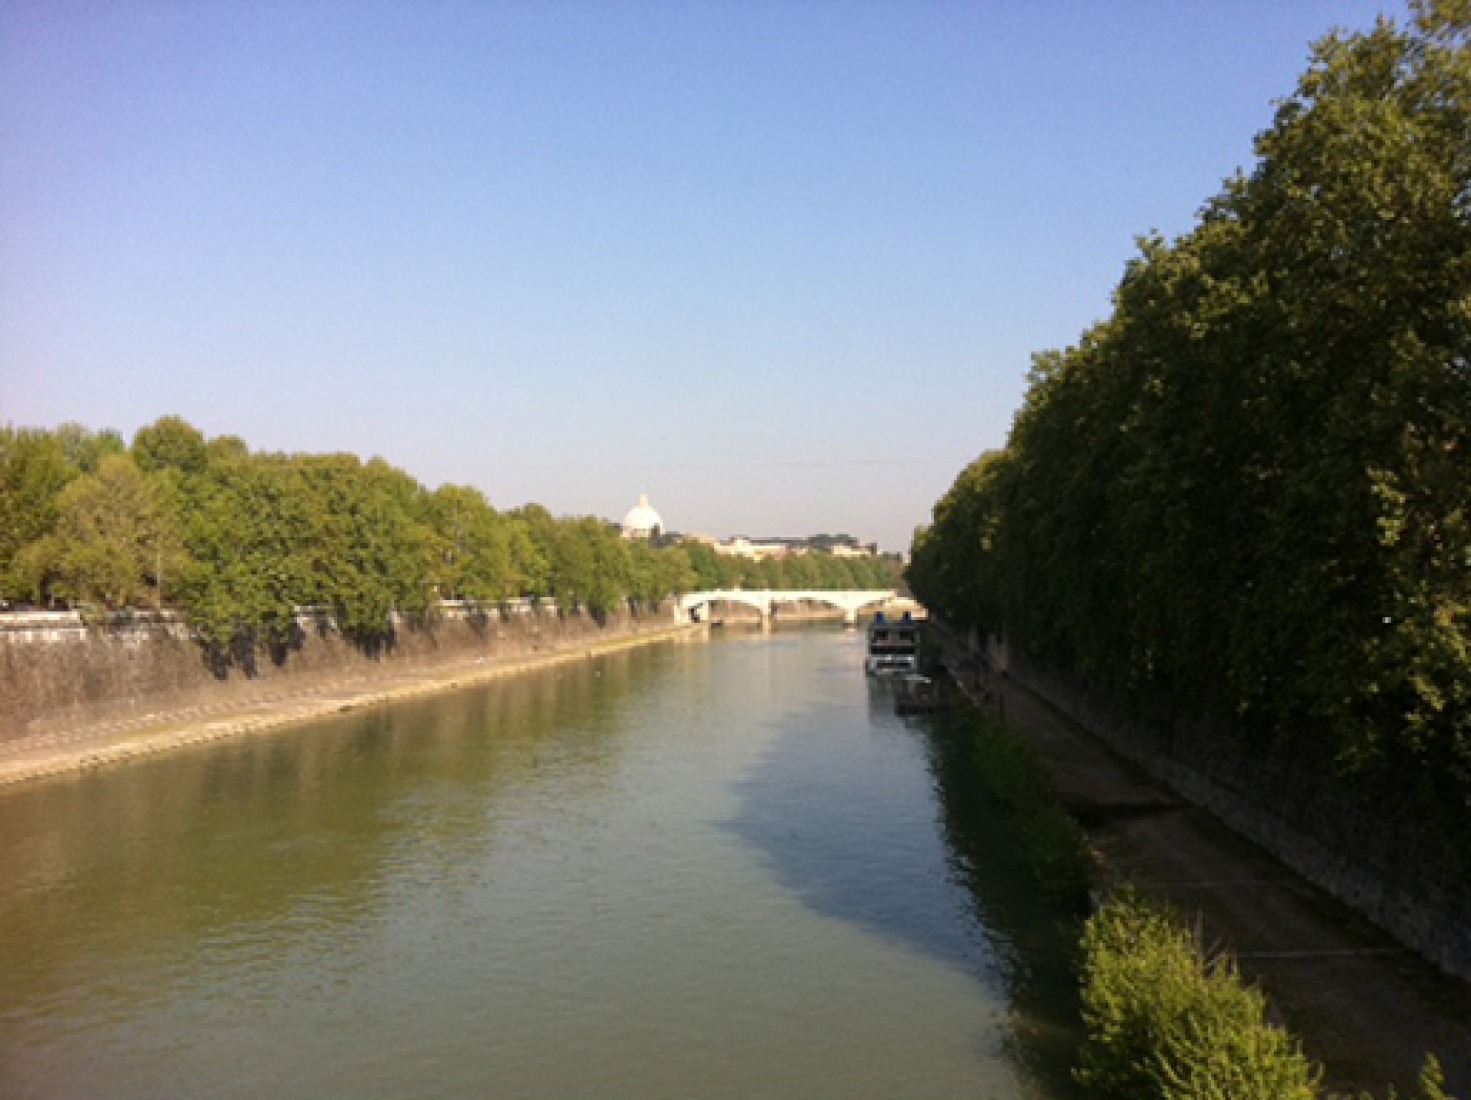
678;589;905;626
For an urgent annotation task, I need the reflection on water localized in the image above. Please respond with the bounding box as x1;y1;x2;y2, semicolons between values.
0;628;1080;1100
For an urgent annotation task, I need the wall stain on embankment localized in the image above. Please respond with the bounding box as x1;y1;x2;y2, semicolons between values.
0;603;699;789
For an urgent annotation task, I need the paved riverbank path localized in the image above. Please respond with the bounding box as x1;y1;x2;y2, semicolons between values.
941;638;1471;1095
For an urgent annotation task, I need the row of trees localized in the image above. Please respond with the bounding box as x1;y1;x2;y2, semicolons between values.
1;417;898;646
910;6;1469;826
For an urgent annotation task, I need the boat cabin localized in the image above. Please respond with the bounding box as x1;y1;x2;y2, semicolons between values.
866;612;919;675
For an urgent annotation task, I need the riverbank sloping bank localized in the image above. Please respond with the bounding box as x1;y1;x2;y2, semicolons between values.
0;602;699;790
984;638;1471;988
938;627;1471;1096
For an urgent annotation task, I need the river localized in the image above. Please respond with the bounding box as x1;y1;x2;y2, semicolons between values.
0;626;1083;1099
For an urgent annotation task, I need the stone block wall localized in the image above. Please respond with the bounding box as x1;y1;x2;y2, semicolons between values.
995;641;1471;982
0;601;676;746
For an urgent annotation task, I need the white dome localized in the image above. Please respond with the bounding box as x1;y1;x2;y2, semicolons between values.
621;493;664;538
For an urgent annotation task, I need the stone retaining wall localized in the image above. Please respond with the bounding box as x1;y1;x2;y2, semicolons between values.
0;601;676;746
976;635;1471;982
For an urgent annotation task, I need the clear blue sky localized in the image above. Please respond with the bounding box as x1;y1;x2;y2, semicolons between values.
1;0;1406;550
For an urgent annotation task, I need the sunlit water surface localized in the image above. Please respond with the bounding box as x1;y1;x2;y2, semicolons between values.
0;627;1081;1099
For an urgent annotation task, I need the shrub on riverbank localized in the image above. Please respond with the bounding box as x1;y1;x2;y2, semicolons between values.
1077;889;1320;1100
1076;890;1461;1100
959;706;1092;911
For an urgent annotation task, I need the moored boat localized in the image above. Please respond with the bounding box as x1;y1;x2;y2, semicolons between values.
865;612;919;675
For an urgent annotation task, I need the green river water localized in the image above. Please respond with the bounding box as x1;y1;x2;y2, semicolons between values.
0;626;1083;1099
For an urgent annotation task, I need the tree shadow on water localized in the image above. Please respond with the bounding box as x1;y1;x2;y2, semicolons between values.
719;704;1085;1097
721;714;986;972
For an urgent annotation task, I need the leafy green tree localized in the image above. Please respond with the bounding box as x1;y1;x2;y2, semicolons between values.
18;454;186;610
908;451;1010;636
784;551;820;589
296;455;434;638
180;454;320;646
548;517;630;618
426;484;514;602
681;541;727;589
133;415;209;476
205;434;250;466
54;422;125;473
656;544;700;597
912;2;1471;834
625;541;663;606
0;427;82;600
507;505;556;598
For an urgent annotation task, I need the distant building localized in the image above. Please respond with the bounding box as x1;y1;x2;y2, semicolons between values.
714;536;794;560
677;528;881;559
707;533;876;559
621;493;664;540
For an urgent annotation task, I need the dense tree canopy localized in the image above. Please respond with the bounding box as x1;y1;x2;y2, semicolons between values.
910;5;1470;825
1;417;900;645
19;454;183;611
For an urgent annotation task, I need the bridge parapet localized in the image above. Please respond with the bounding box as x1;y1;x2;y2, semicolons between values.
677;589;899;625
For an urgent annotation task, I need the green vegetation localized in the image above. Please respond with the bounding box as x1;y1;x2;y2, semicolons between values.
1;417;900;649
909;4;1470;842
1078;890;1321;1100
948;704;1092;910
928;651;1458;1098
1077;890;1460;1100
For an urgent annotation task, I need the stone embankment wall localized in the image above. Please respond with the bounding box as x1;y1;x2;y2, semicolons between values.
0;601;677;746
975;634;1471;983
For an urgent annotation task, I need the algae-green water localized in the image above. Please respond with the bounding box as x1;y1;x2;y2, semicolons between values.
0;627;1081;1099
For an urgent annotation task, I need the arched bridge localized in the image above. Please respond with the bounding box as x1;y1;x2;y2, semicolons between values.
678;589;902;626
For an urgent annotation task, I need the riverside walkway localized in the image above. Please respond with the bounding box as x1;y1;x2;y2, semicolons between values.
939;633;1471;1096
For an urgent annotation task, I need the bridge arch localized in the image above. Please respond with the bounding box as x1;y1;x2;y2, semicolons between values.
677;589;898;625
